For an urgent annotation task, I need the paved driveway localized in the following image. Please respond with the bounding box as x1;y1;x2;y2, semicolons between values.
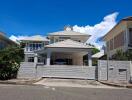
34;78;116;88
0;84;132;100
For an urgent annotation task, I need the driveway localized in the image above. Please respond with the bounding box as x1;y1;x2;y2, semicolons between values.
34;78;118;88
0;84;131;100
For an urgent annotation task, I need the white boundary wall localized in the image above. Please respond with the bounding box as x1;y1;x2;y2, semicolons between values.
98;60;132;83
18;62;96;80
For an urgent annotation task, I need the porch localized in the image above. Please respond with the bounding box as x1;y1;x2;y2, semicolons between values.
35;47;93;66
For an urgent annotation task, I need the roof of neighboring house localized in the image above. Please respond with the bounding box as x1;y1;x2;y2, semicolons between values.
0;32;18;45
122;16;132;21
103;16;132;40
20;35;49;42
92;50;104;58
48;30;91;36
45;39;94;49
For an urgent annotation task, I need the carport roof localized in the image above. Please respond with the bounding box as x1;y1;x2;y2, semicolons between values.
45;39;94;49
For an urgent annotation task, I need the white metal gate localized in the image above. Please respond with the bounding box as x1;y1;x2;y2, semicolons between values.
37;65;96;79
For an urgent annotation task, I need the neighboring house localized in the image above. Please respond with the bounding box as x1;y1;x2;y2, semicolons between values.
0;31;17;49
18;26;96;79
103;17;132;58
20;35;49;63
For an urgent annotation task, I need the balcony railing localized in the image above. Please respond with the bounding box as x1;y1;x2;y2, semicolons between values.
24;47;44;52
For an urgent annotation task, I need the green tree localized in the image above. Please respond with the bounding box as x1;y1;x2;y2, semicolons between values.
0;46;24;80
92;48;100;55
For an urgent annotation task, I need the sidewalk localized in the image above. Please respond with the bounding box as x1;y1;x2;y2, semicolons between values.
0;78;42;85
34;78;119;89
99;81;132;88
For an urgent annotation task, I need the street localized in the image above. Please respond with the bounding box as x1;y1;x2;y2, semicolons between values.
0;84;132;100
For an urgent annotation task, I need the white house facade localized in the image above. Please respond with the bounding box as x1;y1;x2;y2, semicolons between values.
18;26;96;79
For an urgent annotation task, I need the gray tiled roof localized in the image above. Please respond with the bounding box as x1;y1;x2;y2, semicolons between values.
20;35;49;41
45;39;93;49
48;30;90;36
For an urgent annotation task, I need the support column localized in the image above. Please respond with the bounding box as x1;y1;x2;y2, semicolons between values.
34;53;38;64
46;51;51;66
88;50;92;66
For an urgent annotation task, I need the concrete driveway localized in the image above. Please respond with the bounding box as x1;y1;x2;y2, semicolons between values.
34;78;119;89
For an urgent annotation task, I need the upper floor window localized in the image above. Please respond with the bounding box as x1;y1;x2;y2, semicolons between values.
74;40;81;42
0;41;6;49
110;39;114;50
58;37;70;42
129;28;132;47
114;31;125;49
106;41;110;51
25;43;44;51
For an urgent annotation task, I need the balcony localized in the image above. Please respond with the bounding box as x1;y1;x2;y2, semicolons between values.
24;47;44;52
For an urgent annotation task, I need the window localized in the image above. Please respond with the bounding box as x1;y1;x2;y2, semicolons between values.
28;57;34;62
38;57;43;63
59;37;70;39
110;39;114;50
114;31;124;49
106;41;110;51
0;41;5;49
27;43;44;51
59;37;70;42
129;28;132;47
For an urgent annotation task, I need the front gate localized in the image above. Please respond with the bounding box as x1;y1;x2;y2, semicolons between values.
37;65;96;80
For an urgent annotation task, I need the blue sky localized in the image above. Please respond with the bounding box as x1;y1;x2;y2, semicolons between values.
0;0;131;48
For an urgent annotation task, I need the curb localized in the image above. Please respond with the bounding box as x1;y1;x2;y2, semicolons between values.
99;81;132;88
0;78;43;86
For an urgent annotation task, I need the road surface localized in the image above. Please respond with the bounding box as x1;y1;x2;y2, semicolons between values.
0;84;132;100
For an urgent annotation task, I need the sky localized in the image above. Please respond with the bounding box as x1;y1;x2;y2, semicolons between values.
0;0;131;49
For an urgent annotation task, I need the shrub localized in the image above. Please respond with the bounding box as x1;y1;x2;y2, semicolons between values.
111;49;132;61
0;46;24;80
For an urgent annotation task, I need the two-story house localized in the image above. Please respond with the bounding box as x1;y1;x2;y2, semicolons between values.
18;26;95;79
21;26;93;66
103;17;132;58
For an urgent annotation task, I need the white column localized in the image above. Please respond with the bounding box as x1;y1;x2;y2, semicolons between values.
46;51;51;66
88;50;92;66
34;53;38;64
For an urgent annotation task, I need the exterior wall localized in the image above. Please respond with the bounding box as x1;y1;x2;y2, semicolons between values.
49;35;86;44
72;53;84;65
18;62;96;79
98;60;132;83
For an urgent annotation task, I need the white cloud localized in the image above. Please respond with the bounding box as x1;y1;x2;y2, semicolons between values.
9;12;119;49
73;12;119;49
